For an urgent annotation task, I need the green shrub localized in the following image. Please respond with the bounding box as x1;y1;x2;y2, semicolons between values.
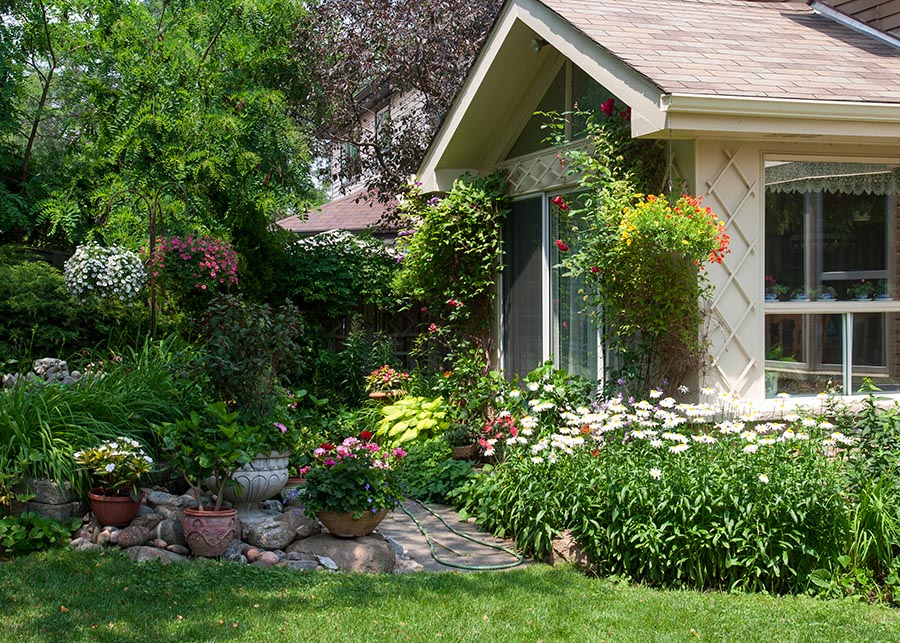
198;294;306;425
0;247;80;362
0;335;202;501
396;437;475;503
282;230;397;316
0;513;80;557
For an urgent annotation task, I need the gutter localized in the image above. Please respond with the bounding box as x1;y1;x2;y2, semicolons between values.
662;94;900;123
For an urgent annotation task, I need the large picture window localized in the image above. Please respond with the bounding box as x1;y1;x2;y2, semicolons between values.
764;160;900;396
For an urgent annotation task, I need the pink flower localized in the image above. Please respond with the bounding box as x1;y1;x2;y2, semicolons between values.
274;422;287;433
428;323;437;333
392;447;407;459
323;458;337;467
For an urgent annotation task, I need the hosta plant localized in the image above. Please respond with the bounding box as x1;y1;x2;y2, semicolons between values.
375;396;450;447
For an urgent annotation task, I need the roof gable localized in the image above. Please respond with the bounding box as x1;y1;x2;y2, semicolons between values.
419;0;900;191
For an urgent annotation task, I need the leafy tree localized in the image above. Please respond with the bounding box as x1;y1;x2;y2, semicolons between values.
1;0;318;277
300;0;502;217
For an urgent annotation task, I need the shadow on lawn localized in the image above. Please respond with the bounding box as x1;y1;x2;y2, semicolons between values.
0;548;587;643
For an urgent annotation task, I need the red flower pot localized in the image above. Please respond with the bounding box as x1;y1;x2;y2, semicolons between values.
182;507;238;557
88;488;142;527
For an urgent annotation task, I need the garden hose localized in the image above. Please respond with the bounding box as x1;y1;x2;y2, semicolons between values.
399;500;524;571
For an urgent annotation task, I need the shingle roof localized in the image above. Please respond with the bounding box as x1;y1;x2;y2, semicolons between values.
542;0;900;102
276;193;395;235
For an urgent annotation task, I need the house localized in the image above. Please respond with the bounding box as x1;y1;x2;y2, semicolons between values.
275;87;422;239
417;0;900;401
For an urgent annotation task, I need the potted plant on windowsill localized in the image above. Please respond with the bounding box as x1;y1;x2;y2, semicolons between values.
764;275;790;302
75;438;153;527
156;402;258;557
848;281;874;301
303;432;407;537
874;279;892;301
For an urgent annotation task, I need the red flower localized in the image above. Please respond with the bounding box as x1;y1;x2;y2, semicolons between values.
601;97;616;117
320;442;335;451
359;430;373;441
555;239;569;252
551;195;569;211
591;266;601;274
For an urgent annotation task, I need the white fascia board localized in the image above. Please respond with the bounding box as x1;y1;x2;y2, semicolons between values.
661;94;900;139
418;0;669;191
512;0;666;133
418;4;522;192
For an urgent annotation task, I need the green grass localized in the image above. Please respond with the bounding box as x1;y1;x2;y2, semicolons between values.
1;550;899;642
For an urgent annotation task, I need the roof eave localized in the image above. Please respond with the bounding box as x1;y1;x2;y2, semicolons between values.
655;94;900;140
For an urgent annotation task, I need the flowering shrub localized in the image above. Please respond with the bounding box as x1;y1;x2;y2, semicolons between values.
150;235;237;312
302;434;407;518
453;388;854;594
543;100;731;390
283;230;397;315
64;243;146;303
74;437;153;497
365;364;410;392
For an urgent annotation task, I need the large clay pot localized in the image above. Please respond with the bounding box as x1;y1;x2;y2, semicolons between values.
88;488;141;527
317;508;389;538
206;451;289;512
182;507;238;557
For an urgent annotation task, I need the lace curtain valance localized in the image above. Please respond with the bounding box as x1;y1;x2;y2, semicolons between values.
765;162;900;195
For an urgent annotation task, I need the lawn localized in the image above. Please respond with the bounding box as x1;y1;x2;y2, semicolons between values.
1;549;899;643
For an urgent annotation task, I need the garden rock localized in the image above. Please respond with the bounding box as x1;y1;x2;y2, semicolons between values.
245;517;296;551
167;544;190;556
171;494;198;509
146;491;178;508
155;505;185;522
315;555;339;571
393;558;426;574
286;534;395;573
17;477;85;521
245;547;262;563
279;507;321;539
252;551;281;568
130;513;163;531
154;519;186;546
286;560;320;572
117;525;150;549
549;531;593;572
123;546;188;564
70;537;102;553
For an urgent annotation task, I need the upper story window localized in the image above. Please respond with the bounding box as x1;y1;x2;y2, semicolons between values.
505;61;612;160
339;140;362;188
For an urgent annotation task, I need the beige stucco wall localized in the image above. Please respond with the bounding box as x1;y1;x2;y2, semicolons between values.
687;138;900;399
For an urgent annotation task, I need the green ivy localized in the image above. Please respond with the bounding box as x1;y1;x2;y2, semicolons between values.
392;172;509;355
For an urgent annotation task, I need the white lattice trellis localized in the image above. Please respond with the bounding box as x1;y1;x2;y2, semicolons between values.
495;143;587;194
704;147;760;398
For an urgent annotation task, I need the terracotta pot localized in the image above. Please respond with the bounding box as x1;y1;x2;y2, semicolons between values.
88;488;141;527
182;507;238;557
451;444;479;460
283;477;306;491
367;389;406;402
317;508;389;538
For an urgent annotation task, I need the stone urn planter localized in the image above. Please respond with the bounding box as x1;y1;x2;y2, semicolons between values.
182;506;238;557
206;451;289;513
318;509;389;538
88;489;142;527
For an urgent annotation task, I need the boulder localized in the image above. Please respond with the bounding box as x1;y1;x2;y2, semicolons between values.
130;513;164;531
286;534;395;573
549;531;593;572
279;507;321;539
117;525;150;549
245;518;297;551
153;519;186;547
145;491;178;508
123;546;188;564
